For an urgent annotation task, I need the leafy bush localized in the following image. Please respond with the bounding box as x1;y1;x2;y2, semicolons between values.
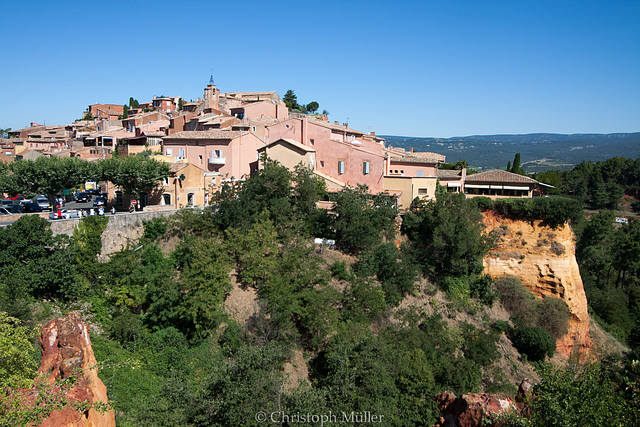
353;243;419;306
460;323;499;366
536;297;571;339
509;325;556;361
494;276;536;322
143;217;168;240
469;274;499;305
403;192;491;278
330;260;351;281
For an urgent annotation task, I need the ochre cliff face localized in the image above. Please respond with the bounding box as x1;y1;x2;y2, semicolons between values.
482;212;591;359
36;312;116;427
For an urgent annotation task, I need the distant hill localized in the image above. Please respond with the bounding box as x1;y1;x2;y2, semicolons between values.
381;133;640;172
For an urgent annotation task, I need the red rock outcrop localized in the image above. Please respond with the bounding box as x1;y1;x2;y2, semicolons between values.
433;390;518;427
35;312;115;427
481;211;591;358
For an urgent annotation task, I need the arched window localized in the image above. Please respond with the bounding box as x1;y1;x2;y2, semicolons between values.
162;193;171;206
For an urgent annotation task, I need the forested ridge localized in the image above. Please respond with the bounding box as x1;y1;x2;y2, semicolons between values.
1;157;640;426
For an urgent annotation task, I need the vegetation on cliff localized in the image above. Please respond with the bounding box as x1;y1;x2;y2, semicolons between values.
1;156;640;425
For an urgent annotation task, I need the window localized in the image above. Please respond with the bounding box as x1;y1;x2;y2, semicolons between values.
417;170;424;177
310;139;315;146
199;155;202;161
252;126;256;132
187;193;195;206
162;194;171;205
320;161;324;167
363;161;370;175
338;161;345;175
418;188;428;195
166;148;173;156
212;149;222;158
115;191;123;207
163;177;169;186
179;148;185;158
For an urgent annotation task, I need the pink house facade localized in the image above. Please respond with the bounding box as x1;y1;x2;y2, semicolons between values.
266;118;387;192
162;130;265;179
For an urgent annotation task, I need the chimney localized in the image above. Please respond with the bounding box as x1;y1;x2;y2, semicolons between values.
334;121;339;125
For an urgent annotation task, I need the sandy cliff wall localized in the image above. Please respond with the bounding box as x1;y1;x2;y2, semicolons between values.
482;212;591;358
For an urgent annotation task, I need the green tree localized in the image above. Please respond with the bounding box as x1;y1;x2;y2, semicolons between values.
100;155;170;201
0;128;10;138
332;185;398;254
177;98;184;111
122;105;129;119
403;192;491;278
510;153;524;174
306;101;319;113
82;111;93;121
1;156;97;205
525;363;632;426
283;90;298;110
509;325;556;361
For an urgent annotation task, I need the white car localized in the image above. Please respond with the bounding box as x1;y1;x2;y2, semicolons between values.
49;209;82;220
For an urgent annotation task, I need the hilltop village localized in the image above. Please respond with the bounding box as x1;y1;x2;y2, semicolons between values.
1;77;544;209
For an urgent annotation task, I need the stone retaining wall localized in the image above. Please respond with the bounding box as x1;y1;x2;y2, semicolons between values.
49;210;178;261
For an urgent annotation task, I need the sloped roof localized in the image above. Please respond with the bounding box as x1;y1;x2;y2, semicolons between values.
465;169;539;184
258;138;315;153
163;130;247;140
437;169;464;179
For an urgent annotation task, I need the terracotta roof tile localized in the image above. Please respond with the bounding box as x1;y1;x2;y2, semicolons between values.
437;169;464;178
465;169;539;184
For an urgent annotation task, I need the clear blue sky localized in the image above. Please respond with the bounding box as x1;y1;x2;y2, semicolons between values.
2;0;638;138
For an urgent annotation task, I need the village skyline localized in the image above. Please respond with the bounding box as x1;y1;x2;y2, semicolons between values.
2;0;639;138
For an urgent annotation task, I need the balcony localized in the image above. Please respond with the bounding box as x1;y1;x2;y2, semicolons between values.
209;157;226;165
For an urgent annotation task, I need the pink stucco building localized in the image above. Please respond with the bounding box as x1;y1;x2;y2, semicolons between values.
162;130;265;179
266;118;387;192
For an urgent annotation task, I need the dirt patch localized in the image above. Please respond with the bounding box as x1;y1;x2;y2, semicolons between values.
224;272;259;326
156;233;182;257
283;348;310;392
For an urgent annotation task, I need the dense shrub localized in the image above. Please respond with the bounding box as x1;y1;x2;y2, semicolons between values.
488;197;583;228
536;297;571;339
494;276;536;321
353;243;419;306
143;217;168;240
509;325;556;361
403;192;491;278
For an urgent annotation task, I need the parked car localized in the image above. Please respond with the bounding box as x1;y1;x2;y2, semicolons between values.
32;196;51;211
22;202;43;213
76;192;92;203
5;204;23;213
49;209;82;220
93;196;106;207
0;207;10;215
1;199;14;207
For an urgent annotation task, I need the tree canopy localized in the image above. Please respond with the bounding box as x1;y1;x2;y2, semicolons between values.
100;155;170;199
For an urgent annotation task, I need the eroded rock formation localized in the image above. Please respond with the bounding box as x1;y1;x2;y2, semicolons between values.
482;211;591;358
433;390;517;427
36;312;115;427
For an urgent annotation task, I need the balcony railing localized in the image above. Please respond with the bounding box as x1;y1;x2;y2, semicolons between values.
209;157;226;165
